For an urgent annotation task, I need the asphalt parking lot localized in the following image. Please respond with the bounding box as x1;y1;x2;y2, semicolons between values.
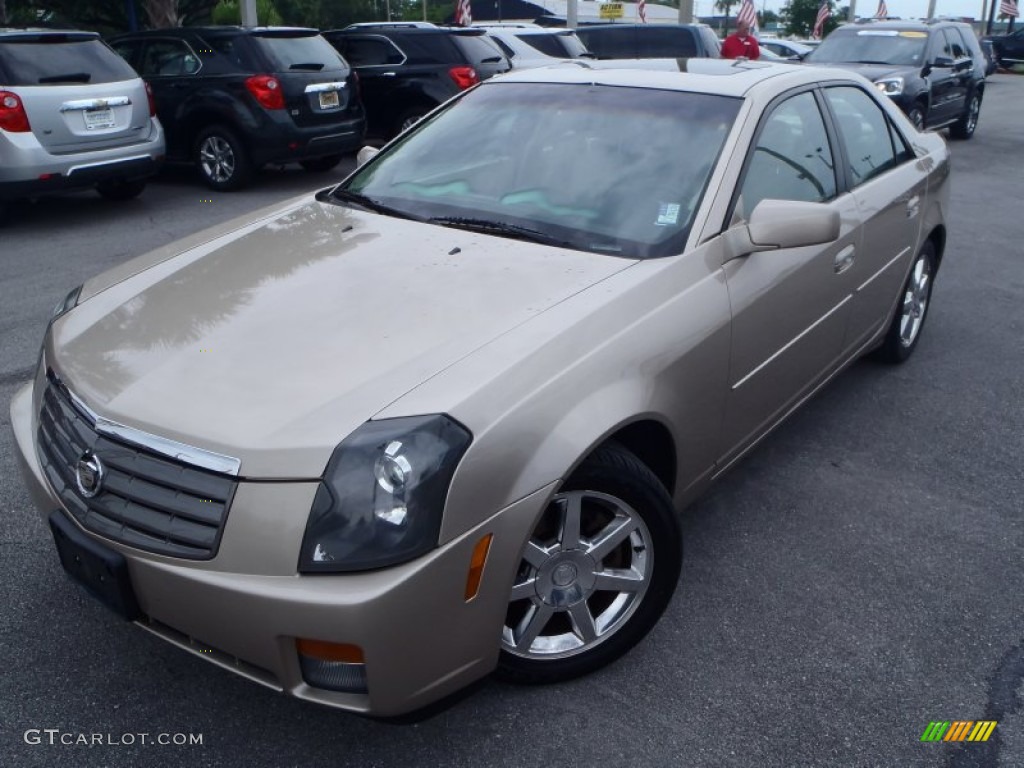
1;75;1022;768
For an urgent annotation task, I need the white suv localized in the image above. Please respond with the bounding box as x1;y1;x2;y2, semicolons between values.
0;29;165;224
478;26;593;68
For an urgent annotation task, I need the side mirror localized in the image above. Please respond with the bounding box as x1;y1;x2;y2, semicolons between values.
726;199;840;257
932;55;955;68
356;145;380;168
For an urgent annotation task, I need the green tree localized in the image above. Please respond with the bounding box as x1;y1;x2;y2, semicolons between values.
211;0;283;25
782;0;839;38
3;0;219;32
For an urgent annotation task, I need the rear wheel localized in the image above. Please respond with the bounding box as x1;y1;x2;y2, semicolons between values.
96;178;147;201
395;107;429;137
876;241;936;364
949;92;981;140
299;155;342;173
194;125;252;191
907;102;927;131
496;443;682;684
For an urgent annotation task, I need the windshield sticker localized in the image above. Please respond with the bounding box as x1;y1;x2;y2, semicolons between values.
656;203;681;226
857;30;899;36
899;31;928;38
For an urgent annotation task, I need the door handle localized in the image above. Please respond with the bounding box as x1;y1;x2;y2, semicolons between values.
906;195;920;219
834;244;855;274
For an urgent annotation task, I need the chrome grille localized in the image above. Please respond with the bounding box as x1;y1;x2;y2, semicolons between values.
37;375;236;559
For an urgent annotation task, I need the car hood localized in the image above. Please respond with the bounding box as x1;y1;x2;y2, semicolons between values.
51;198;635;478
807;61;914;81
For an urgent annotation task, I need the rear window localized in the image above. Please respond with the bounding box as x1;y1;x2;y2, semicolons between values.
0;37;138;85
519;34;571;58
576;28;637;58
451;33;506;67
249;32;347;72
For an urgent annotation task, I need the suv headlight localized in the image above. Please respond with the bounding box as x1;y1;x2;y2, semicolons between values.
874;77;904;96
299;414;472;573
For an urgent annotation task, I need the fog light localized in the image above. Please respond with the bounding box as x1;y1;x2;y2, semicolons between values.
296;639;368;693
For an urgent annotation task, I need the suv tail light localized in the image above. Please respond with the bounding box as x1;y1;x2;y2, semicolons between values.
245;75;285;110
448;66;479;90
144;82;157;117
0;90;32;133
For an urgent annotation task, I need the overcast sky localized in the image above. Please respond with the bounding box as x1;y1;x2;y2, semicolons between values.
692;0;1000;22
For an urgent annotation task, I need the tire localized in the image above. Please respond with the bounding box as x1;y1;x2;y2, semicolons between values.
299;155;342;173
194;125;252;191
96;178;147;201
395;108;429;137
875;241;937;364
949;91;981;140
496;442;682;684
907;103;927;131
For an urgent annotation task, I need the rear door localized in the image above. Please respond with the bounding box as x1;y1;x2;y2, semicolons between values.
0;33;150;153
326;33;407;136
135;36;203;154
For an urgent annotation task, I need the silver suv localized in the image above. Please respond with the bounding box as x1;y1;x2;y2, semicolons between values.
0;29;165;223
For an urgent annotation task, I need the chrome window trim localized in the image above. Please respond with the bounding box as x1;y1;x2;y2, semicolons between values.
47;370;242;476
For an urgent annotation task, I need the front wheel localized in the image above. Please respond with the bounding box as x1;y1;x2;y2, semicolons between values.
875;241;936;364
496;443;682;684
907;103;927;131
949;92;981;140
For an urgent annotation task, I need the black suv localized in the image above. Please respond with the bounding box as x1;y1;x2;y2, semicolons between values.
109;26;365;189
323;24;510;140
983;27;1024;69
805;20;986;139
573;24;722;60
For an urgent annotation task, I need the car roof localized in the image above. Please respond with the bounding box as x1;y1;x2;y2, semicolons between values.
110;26;319;38
837;19;970;33
492;58;864;99
0;28;100;40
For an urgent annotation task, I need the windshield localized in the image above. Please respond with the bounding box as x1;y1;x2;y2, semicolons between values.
335;82;739;259
250;32;347;72
807;29;928;66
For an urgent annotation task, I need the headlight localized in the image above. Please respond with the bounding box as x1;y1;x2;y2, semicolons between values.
299;414;472;573
51;285;82;322
874;78;904;96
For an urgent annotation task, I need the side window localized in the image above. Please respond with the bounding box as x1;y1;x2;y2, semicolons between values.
943;28;967;60
643;28;697;58
140;39;201;77
111;40;140;68
931;29;953;60
343;37;404;67
824;86;900;187
737;91;837;218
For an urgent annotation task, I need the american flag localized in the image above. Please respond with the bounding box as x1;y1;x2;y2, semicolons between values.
737;0;757;29
454;0;472;26
812;0;830;39
1000;0;1019;17
638;0;647;23
874;0;888;18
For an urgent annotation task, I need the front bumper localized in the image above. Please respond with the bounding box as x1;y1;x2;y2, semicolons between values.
10;380;548;716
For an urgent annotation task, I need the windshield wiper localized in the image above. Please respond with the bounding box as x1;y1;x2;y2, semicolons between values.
326;188;422;220
428;216;579;248
39;72;91;83
289;62;325;71
854;60;894;65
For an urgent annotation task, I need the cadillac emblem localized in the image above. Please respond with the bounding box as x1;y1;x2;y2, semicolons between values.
75;451;105;498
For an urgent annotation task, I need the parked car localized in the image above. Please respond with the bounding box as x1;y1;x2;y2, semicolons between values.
983;27;1024;68
574;23;721;59
323;25;510;139
0;28;164;224
980;38;999;76
108;26;365;190
758;37;814;60
12;58;950;718
478;26;593;68
804;19;986;138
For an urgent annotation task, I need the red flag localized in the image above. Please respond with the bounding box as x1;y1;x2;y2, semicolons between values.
455;0;472;26
638;0;647;23
874;0;888;18
1000;0;1019;17
737;0;757;28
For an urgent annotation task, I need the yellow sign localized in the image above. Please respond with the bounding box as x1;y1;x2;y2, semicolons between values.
599;2;624;19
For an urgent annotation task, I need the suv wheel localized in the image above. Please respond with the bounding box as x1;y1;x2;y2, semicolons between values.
195;126;252;191
907;103;927;131
299;155;342;173
96;179;147;201
396;108;429;136
949;92;981;140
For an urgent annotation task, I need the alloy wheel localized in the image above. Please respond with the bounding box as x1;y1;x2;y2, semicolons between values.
199;135;236;184
899;254;932;347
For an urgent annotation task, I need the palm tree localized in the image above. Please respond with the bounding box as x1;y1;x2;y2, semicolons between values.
716;0;738;34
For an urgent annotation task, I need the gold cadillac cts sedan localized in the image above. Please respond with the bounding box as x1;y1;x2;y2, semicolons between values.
10;59;949;717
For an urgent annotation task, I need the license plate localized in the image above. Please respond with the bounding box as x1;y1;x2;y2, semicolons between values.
83;107;115;130
318;90;340;109
49;511;141;620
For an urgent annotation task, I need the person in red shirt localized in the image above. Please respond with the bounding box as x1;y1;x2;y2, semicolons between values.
721;21;761;60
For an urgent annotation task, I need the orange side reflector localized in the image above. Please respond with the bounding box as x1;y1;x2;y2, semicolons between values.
464;533;493;601
296;638;364;664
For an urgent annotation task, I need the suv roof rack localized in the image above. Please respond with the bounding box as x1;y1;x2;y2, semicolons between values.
344;22;438;29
